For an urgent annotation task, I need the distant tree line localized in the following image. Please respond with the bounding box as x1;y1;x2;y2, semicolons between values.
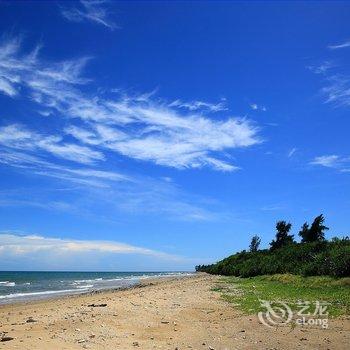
196;215;350;278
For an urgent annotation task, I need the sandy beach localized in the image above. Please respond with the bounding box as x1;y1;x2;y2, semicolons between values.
0;274;349;350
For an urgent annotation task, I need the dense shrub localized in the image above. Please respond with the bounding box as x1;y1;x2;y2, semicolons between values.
195;239;350;278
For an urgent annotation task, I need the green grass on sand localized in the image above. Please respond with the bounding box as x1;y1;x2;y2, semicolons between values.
213;274;350;317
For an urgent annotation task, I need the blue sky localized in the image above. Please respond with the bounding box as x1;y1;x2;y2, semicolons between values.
0;1;350;271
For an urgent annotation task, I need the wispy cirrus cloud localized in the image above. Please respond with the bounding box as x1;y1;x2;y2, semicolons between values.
328;39;350;50
0;149;129;188
309;42;350;107
249;103;266;111
60;0;117;30
261;204;285;211
321;75;350;107
309;62;350;107
0;35;260;222
287;147;297;158
0;124;104;165
307;60;335;75
0;149;218;221
310;154;350;172
0;36;261;172
168;98;227;112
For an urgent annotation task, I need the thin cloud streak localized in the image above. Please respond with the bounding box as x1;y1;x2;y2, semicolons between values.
250;103;266;111
287;147;297;158
168;99;227;112
309;53;350;107
0;150;219;222
328;40;350;50
0;149;129;188
60;0;117;30
0;124;104;165
310;154;350;172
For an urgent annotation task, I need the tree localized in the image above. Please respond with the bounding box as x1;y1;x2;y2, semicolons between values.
299;222;310;243
270;220;294;250
307;214;329;242
249;235;261;252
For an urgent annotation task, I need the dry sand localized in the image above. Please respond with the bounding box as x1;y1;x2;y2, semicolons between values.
0;274;349;349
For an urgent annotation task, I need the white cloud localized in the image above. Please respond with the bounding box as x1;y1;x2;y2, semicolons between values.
310;155;350;171
261;204;284;211
0;149;128;188
328;40;350;50
168;99;227;112
0;37;261;172
0;36;260;222
321;75;350;107
60;0;117;30
307;61;335;75
0;233;185;262
250;103;266;111
0;149;218;221
311;155;340;168
0;124;104;165
308;57;350;107
0;77;17;96
287;147;297;158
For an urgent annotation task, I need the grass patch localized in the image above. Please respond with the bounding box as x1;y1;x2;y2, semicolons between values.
216;274;350;317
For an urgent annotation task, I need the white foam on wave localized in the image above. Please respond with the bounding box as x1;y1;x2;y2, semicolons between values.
75;284;93;289
0;281;16;287
0;288;89;300
73;278;103;283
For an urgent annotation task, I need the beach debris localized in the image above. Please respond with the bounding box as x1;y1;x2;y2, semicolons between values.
161;321;170;324
88;303;107;307
132;341;139;346
78;339;87;343
1;336;14;342
208;347;215;350
26;317;37;323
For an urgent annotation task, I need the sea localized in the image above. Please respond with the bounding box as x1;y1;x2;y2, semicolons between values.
0;271;192;304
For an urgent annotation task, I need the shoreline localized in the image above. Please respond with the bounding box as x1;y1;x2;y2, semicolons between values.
0;272;193;306
0;274;349;349
0;274;193;307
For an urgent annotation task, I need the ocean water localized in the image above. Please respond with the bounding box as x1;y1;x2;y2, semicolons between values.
0;271;191;304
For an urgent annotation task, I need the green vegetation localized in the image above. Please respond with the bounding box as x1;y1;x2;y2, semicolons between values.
270;220;294;250
213;274;350;317
249;235;261;252
196;215;350;278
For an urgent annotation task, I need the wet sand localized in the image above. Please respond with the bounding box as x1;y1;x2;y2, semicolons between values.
0;274;349;349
